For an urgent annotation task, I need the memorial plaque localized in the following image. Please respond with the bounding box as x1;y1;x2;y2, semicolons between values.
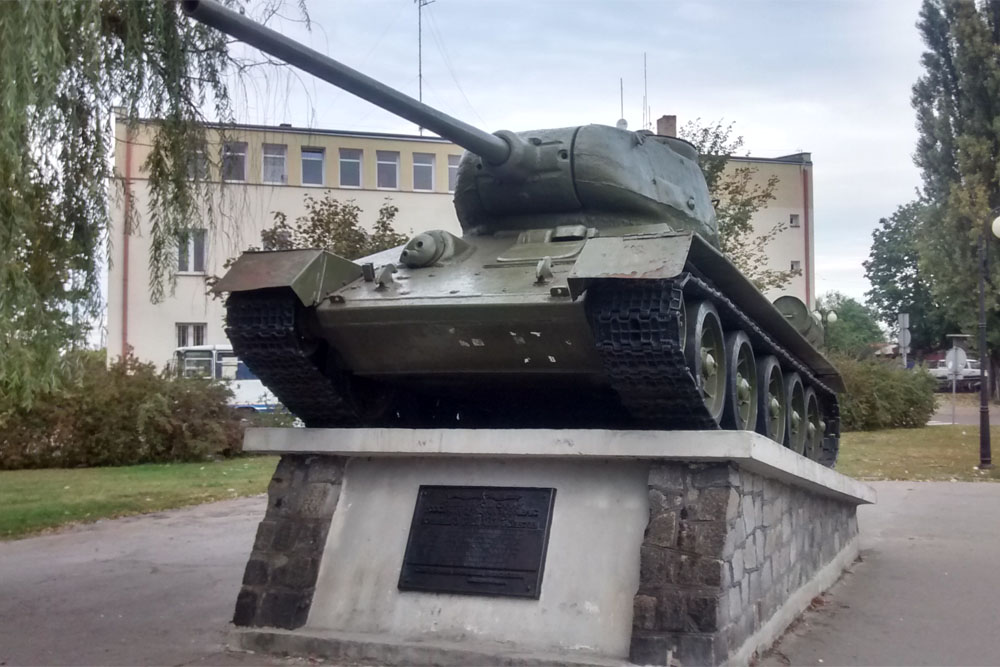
398;485;556;599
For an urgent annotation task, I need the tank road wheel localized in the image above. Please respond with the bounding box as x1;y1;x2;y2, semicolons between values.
803;387;823;461
722;331;758;430
756;355;785;444
784;372;807;455
684;300;726;423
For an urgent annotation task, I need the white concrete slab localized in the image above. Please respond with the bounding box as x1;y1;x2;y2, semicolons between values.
245;428;875;505
308;457;649;658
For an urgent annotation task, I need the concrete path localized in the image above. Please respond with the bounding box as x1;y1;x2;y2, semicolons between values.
929;395;999;425
761;481;1000;666
0;496;297;666
2;482;999;666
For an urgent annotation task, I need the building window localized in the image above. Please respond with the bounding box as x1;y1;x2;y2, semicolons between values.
178;228;207;273
262;143;287;184
301;147;324;186
790;260;802;272
176;323;207;349
339;148;362;188
376;150;399;189
221;142;247;182
448;154;461;192
789;213;801;228
187;150;208;180
413;152;435;191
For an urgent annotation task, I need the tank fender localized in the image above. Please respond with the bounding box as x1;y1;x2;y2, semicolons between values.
566;232;693;299
211;248;363;306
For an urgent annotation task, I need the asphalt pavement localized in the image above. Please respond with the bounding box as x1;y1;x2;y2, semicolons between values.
2;482;999;666
761;481;1000;666
929;393;1000;425
0;496;292;666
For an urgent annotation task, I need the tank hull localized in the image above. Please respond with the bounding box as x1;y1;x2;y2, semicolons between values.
222;227;841;466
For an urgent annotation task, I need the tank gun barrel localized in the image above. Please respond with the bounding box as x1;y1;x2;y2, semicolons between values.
181;0;511;165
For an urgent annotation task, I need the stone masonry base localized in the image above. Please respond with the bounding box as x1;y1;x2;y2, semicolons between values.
630;463;859;665
232;455;344;629
233;430;872;666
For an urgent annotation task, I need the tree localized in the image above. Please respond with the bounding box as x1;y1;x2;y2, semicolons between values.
680;119;798;292
911;0;1000;347
0;1;301;408
817;292;884;359
863;200;953;354
249;194;409;260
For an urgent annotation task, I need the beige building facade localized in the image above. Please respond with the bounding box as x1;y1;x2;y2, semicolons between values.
729;152;816;310
106;118;816;367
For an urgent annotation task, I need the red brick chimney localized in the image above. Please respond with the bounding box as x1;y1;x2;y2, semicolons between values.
656;115;677;137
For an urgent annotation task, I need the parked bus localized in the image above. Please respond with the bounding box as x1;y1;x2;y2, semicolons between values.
173;344;279;412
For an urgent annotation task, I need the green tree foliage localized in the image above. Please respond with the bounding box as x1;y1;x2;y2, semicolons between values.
863;200;953;353
252;195;409;260
817;291;884;359
680;119;798;292
834;354;937;431
911;0;1000;346
0;0;301;408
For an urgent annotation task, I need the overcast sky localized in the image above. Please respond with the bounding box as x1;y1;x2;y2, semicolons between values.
228;0;927;303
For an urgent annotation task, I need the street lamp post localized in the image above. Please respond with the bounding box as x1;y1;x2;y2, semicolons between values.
976;208;1000;470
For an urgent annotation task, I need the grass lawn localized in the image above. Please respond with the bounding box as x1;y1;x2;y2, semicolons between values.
838;426;1000;482
0;456;279;540
4;424;996;539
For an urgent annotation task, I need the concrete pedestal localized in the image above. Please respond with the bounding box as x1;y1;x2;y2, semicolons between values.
234;429;874;666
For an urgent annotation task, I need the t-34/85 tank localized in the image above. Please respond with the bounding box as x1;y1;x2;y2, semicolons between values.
185;0;843;465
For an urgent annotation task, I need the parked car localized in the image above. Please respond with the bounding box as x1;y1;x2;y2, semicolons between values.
929;358;986;391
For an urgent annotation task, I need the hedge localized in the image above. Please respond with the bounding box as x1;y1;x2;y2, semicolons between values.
0;352;245;470
834;355;937;431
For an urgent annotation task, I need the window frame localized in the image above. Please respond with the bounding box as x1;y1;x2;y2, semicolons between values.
175;323;207;349
789;213;801;228
412;152;436;192
221;141;248;182
187;149;209;181
301;147;325;186
339;148;363;188
447;154;461;193
177;228;207;274
261;143;288;184
790;260;802;272
376;150;400;190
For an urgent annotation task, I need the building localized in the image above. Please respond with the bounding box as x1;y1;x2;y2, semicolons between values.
106;115;816;367
728;151;816;309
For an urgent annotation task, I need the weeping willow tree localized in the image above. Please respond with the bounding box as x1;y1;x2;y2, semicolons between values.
0;1;300;408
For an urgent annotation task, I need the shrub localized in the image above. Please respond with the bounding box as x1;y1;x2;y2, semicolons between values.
0;352;245;469
834;354;937;431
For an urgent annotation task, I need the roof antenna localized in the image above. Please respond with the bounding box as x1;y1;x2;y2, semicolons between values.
616;77;628;130
642;52;650;131
416;0;435;135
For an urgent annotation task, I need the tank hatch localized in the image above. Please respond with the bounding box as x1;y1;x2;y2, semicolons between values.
496;225;595;263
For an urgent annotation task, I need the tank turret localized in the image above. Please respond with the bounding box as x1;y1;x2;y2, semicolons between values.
185;0;842;466
183;0;717;243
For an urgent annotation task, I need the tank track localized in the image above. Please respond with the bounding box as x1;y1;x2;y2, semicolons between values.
587;273;840;466
225;290;359;427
